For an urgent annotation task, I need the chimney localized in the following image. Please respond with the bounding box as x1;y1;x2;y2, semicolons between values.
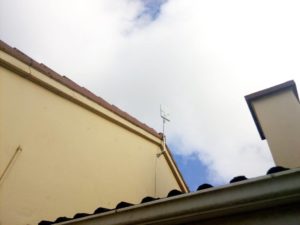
245;80;300;168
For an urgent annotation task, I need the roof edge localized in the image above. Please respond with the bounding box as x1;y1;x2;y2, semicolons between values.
0;39;162;140
56;168;300;225
164;144;190;193
245;80;298;140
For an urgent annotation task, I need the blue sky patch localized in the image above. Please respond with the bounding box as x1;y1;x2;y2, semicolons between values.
136;0;167;21
169;144;211;191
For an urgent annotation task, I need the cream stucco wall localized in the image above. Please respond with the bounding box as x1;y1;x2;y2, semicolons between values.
251;90;300;168
0;52;184;225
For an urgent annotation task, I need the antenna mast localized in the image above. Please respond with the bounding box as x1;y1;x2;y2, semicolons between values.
160;105;170;143
157;105;170;158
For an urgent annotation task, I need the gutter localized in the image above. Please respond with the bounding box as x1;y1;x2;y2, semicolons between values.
57;168;300;225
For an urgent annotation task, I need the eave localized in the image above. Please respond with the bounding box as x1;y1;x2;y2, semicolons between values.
55;168;300;225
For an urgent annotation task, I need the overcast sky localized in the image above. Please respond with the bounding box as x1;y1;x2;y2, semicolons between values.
1;0;300;189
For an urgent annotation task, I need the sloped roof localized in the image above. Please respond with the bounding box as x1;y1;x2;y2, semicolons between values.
38;166;300;225
0;39;189;193
0;40;161;139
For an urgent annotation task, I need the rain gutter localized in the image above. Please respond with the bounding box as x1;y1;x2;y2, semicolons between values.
58;168;300;225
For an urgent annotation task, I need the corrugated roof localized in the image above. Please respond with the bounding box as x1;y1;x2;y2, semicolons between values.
38;166;290;225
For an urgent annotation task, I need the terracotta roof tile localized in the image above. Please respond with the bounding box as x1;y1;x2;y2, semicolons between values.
0;40;161;139
0;39;188;193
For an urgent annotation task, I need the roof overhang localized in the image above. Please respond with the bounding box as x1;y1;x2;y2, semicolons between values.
0;39;189;193
55;168;300;225
245;80;299;140
0;39;161;140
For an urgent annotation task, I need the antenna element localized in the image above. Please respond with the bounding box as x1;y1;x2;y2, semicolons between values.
160;105;170;142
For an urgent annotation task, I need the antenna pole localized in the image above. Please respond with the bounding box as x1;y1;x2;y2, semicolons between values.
162;118;166;141
160;105;170;144
157;120;167;158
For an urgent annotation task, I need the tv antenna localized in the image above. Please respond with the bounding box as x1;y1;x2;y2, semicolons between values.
157;105;170;158
160;105;170;142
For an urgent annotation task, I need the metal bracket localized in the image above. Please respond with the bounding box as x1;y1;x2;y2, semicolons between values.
156;150;166;157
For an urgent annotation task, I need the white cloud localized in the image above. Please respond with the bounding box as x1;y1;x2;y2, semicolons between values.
2;0;300;183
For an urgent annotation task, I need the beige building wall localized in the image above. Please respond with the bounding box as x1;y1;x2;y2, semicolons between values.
0;48;186;225
249;89;300;168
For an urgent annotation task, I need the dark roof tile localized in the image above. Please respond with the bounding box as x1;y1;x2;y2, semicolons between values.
197;183;213;191
73;213;90;219
167;189;183;197
54;217;72;223
140;196;158;203
267;166;289;175
94;207;110;214
38;167;293;225
38;221;53;225
115;201;134;209
230;175;248;183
